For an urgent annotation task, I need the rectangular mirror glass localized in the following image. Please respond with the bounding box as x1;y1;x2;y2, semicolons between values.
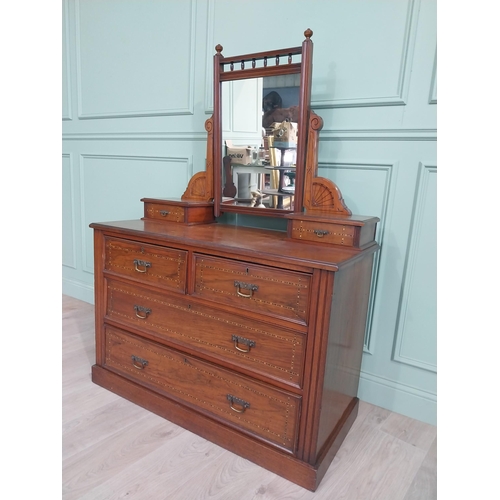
212;31;313;217
221;76;300;211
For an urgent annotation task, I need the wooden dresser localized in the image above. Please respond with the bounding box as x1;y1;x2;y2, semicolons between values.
90;30;379;491
91;212;378;491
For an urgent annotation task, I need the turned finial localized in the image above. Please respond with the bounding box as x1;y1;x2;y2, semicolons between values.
215;44;223;54
304;28;313;39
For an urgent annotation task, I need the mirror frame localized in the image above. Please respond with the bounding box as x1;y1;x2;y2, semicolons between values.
213;29;314;218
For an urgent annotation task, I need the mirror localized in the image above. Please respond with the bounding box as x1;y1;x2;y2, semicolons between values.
221;76;300;210
213;30;314;217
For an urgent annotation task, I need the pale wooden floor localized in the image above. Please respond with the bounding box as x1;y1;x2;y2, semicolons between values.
62;294;437;500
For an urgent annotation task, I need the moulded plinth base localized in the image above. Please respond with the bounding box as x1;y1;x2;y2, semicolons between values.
92;365;359;491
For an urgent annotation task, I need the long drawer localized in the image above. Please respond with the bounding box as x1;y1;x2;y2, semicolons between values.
104;325;301;452
193;254;311;325
104;237;187;293
105;279;305;388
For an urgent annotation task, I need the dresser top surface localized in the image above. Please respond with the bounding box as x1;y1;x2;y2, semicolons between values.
90;219;378;271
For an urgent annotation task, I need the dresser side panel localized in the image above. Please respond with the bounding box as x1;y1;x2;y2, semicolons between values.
314;254;375;458
93;229;106;365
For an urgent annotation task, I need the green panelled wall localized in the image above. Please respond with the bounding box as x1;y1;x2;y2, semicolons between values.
62;0;437;424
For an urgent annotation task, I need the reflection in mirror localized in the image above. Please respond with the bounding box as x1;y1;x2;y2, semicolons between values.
221;75;300;211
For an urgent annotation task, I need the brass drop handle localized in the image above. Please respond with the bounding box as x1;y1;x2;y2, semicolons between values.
131;355;148;370
234;280;258;298
159;210;170;216
227;394;250;413
134;259;151;273
232;335;256;353
134;305;151;319
313;229;330;238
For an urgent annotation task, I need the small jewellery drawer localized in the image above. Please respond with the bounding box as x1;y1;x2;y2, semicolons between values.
105;279;306;388
104;326;301;452
289;219;356;246
144;203;185;222
104;238;187;292
193;254;311;325
141;198;215;225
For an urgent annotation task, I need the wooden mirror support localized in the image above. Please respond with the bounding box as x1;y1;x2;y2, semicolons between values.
90;29;380;492
181;116;214;202
213;30;314;217
169;29;355;225
302;112;351;215
146;29;357;226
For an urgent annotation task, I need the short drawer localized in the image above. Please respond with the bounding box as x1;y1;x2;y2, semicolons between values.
289;219;356;246
144;203;185;222
105;279;306;388
193;254;311;325
104;325;301;452
142;199;215;225
104;237;187;293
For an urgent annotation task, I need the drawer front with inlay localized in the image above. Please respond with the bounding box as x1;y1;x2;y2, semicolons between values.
193;254;311;325
104;238;187;292
290;219;356;246
104;326;301;452
105;279;306;388
144;203;185;222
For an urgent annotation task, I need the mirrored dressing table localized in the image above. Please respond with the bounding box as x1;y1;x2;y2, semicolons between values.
90;30;379;491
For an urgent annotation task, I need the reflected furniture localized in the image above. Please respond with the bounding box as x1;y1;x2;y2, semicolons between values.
90;30;379;491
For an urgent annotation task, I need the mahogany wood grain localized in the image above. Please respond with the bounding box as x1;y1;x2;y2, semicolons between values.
103;278;306;389
219;46;302;66
219;63;302;81
89;28;382;491
90;219;377;272
93;229;106;366
295;268;324;457
315;255;375;458
181;117;214;203
294;29;313;212
299;269;336;463
302;111;352;215
142;198;215;225
92;365;320;490
91;219;378;490
213;47;223;217
104;237;187;293
192;253;311;325
66;294;436;499
103;326;301;452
